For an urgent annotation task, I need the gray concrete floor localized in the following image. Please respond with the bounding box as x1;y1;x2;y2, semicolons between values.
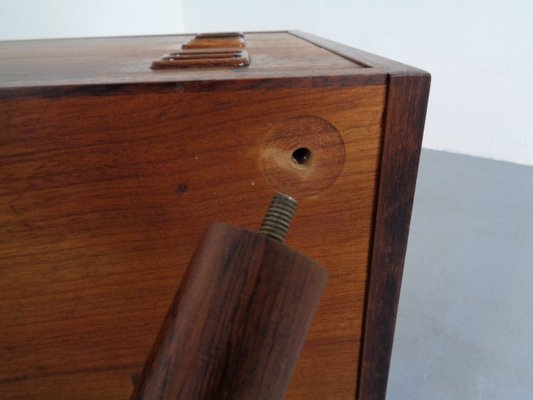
387;150;533;400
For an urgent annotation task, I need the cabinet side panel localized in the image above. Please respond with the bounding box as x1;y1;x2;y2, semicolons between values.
0;83;385;399
358;74;430;400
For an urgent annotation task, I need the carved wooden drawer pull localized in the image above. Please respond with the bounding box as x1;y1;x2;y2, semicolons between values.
151;32;249;69
151;49;250;69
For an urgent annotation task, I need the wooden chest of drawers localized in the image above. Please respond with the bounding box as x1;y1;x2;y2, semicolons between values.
0;31;430;399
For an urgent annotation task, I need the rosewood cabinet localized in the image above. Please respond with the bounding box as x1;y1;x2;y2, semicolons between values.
0;31;430;399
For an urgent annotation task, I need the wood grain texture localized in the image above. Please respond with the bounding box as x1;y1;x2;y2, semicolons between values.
289;30;427;74
357;74;431;400
182;36;246;49
131;222;327;399
0;32;365;89
0;75;386;399
0;31;430;400
286;31;431;400
151;49;250;70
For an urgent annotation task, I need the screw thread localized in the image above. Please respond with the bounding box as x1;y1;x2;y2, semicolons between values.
259;193;298;242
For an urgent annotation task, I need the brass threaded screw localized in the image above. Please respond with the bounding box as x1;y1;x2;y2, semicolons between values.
259;193;298;242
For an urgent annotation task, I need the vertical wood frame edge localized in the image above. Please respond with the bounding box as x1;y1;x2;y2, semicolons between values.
288;29;431;400
357;72;431;400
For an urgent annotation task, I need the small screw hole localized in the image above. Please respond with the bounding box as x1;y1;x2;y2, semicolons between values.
291;147;312;166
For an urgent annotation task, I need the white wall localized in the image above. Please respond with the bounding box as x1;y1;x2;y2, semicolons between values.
0;0;184;40
1;0;532;166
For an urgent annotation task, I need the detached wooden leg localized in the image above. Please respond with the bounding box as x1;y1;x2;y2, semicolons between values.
131;194;327;400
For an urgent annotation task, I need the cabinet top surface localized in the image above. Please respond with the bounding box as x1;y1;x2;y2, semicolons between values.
0;31;382;90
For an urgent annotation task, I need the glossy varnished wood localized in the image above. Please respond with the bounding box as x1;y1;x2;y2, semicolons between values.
132;222;327;399
0;30;430;400
0;32;365;89
151;49;250;70
181;36;246;49
290;31;431;400
358;74;431;400
0;77;385;399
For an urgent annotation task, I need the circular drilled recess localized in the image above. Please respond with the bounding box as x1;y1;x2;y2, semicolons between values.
260;116;345;197
291;147;312;166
